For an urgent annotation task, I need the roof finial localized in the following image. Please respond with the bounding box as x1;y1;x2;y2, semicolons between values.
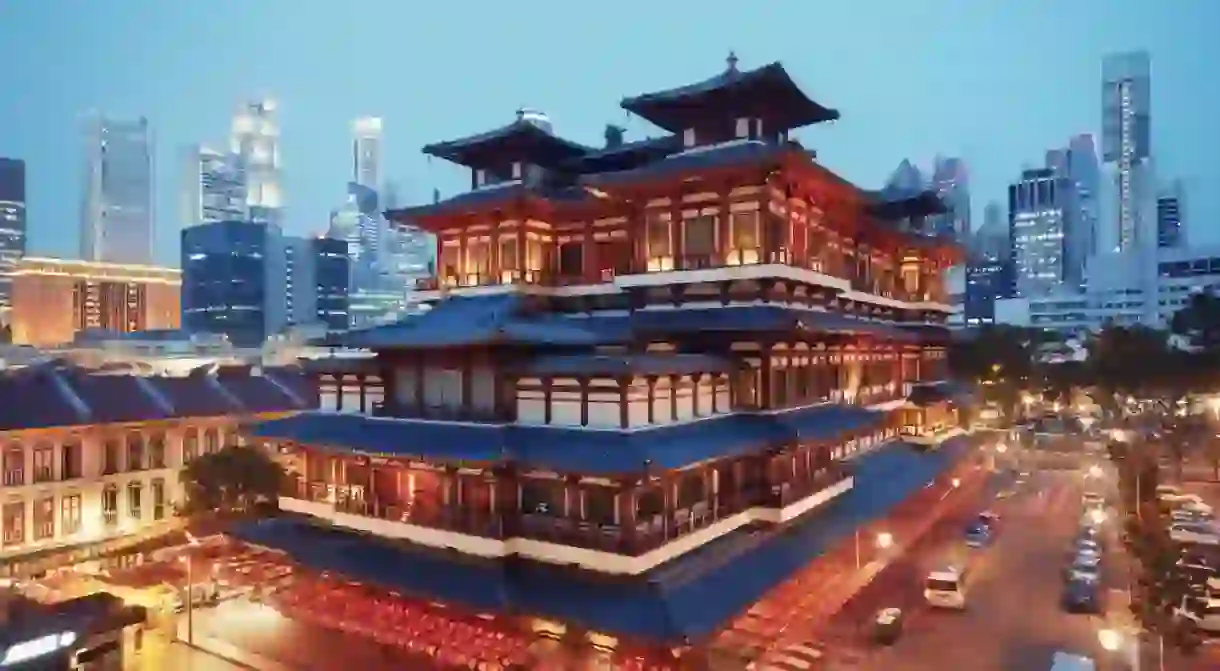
726;50;739;73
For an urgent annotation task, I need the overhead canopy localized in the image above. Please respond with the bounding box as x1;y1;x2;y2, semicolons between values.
422;119;592;170
620;60;839;133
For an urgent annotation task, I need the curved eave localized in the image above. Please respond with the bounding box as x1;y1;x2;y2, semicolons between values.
386;186;562;233
421;121;594;169
581;142;796;194
620;62;840;133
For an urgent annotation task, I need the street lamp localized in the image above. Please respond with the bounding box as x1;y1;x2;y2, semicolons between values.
1097;627;1121;652
876;532;894;550
951;478;961;489
1087;465;1104;479
995;443;1008;454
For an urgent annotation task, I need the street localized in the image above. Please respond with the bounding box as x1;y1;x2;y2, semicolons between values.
853;471;1109;670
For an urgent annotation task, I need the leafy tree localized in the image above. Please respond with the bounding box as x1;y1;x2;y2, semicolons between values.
949;325;1042;420
1171;291;1220;352
1114;442;1201;656
179;445;285;517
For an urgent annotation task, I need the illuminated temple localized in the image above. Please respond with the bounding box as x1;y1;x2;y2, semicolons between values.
239;56;969;667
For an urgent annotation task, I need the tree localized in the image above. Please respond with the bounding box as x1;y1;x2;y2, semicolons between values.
1113;440;1201;657
179;445;285;517
949;325;1042;420
1171;291;1220;353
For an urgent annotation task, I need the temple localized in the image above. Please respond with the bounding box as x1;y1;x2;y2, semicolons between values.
241;56;967;668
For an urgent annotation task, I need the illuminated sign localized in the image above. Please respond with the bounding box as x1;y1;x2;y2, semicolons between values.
1;632;77;666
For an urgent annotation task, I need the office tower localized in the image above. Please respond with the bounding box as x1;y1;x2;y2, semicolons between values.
230;99;282;227
1046;134;1100;280
1102;51;1153;252
181;145;247;228
1010;168;1077;297
0;158;26;316
181;221;272;346
80;115;154;264
1157;180;1184;248
352;117;383;190
930;156;970;239
963;201;1013;325
328;182;383;292
312;236;351;331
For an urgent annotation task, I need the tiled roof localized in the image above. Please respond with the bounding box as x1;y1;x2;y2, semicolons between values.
229;436;972;643
631;306;920;342
250;404;886;476
620;61;840;133
0;366;316;431
67;374;172;424
422;120;593;168
906;381;974;407
338;295;629;350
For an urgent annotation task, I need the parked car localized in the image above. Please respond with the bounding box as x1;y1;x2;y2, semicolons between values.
1062;578;1103;614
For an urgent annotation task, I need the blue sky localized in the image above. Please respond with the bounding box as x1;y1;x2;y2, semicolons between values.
1;0;1216;265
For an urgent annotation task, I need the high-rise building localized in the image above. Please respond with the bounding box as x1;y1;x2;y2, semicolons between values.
230;99;282;227
10;256;179;346
282;235;349;331
1010;168;1077;297
80;115;154;264
1102;51;1153;252
327;182;384;293
1157;181;1184;249
930;156;970;240
181;220;272;346
0;158;26;317
352;117;382;190
1046;134;1100;281
884;159;926;196
963;201;1013;325
181;145;247;228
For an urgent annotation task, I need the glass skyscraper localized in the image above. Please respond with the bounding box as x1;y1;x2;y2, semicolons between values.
231;99;282;227
181;145;246;227
181;220;270;346
352;116;382;190
0;158;26;317
1102;51;1153;252
80;115;154;264
1010;168;1076;297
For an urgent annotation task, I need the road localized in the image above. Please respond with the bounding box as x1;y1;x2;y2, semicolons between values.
844;470;1116;671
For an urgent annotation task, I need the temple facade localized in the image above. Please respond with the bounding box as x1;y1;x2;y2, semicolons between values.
247;56;965;660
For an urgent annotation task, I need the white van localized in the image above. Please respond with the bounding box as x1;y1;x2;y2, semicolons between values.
924;568;967;609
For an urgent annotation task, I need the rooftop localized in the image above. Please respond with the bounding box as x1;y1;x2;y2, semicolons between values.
231;436;973;643
0;363;316;431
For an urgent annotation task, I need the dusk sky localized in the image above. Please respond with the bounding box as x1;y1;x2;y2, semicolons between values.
1;0;1216;265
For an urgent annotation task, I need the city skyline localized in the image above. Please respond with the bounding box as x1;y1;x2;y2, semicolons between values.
1;1;1218;265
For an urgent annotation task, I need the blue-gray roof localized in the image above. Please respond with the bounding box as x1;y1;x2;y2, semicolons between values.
249;403;886;475
866;188;948;220
421;119;593;169
563;135;682;173
620;61;840;133
514;353;739;377
582;140;790;188
337;295;629;349
906;381;975;407
229;436;972;643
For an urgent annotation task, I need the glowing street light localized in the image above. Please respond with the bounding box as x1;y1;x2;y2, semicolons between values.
951;478;962;489
1097;628;1122;652
1088;509;1108;526
875;532;894;550
994;443;1008;454
1087;465;1104;479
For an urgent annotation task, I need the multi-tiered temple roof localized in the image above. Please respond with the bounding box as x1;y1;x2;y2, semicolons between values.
241;56;970;666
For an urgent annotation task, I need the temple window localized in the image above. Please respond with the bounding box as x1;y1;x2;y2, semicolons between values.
464;240;489;285
682;215;716;268
439;245;460;284
677;473;706;508
521;479;558;516
766;215;789;263
525;236;544;274
499;236;518;280
584;486;616;526
558;242;583;277
635;488;664;519
645;214;673;271
727;211;760;265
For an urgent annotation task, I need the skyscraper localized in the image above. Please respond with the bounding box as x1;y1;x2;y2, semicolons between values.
181;145;247;228
1010;168;1077;297
930;156;970;240
231;99;282;227
1101;51;1153;252
1157;180;1184;248
0;158;27;317
963;201;1013;325
1046;134;1100;280
352;116;382;190
80;115;154;264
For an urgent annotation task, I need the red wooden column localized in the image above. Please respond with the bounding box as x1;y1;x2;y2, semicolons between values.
718;185;732;264
583;219;597;283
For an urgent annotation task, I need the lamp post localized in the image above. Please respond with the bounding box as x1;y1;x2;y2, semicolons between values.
855;530;895;570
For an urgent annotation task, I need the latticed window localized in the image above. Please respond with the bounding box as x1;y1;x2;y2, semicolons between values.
3;445;24;487
31;443;53;483
646;215;671;258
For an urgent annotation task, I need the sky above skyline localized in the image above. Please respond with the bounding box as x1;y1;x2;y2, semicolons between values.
1;0;1217;266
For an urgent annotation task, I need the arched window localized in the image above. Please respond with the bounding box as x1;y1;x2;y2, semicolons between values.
126;433;145;471
182;428;199;463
